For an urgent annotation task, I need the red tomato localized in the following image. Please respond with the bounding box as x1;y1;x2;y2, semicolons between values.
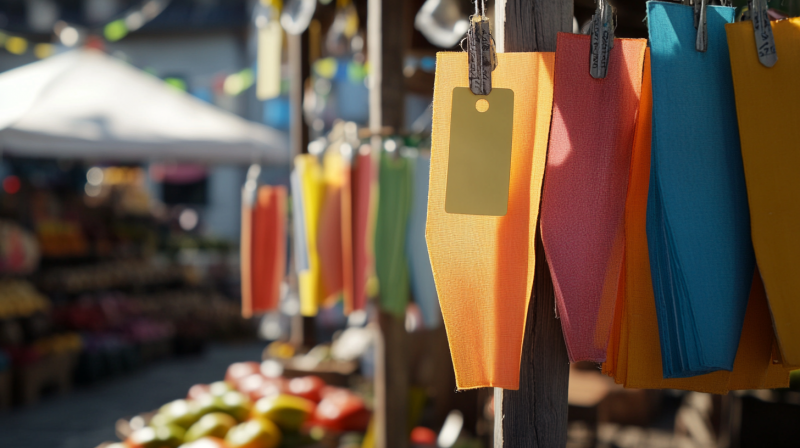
410;427;437;445
187;384;211;401
286;376;326;403
224;362;260;384
313;387;370;432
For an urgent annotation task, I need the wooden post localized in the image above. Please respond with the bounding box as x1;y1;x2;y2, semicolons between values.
368;1;409;447
494;1;573;447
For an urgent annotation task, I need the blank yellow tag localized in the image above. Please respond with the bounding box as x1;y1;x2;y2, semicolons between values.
257;19;283;100
445;87;514;216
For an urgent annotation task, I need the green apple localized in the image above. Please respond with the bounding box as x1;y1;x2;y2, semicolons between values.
126;424;185;448
209;381;235;397
152;399;202;429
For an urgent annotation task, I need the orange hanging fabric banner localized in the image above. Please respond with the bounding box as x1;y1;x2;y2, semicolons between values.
341;159;354;315
427;52;554;390
240;189;255;318
603;50;790;392
726;17;800;368
541;33;646;363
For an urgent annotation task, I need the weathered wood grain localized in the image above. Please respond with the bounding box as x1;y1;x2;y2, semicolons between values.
496;0;573;446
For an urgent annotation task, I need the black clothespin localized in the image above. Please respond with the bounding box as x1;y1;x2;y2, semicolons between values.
462;0;496;95
694;0;708;52
589;0;614;79
750;0;777;67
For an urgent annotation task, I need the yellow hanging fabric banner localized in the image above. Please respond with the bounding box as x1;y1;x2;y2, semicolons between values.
726;17;800;368
427;52;554;390
603;50;790;392
295;154;326;317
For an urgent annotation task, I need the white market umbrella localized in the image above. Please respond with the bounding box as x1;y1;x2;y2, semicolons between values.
0;49;289;164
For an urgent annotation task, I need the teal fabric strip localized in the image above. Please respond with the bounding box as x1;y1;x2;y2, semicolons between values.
646;1;755;378
405;156;442;328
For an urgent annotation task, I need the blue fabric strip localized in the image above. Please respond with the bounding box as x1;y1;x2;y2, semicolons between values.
646;1;755;378
406;156;442;328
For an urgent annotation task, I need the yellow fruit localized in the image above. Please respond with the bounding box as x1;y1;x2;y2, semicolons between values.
253;395;315;431
184;413;238;442
224;419;281;448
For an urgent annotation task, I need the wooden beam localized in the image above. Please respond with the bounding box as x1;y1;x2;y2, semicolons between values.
368;1;410;447
494;0;573;447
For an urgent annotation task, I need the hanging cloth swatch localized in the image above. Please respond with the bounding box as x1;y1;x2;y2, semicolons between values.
726;17;800;369
318;150;346;305
427;52;554;390
541;33;646;363
602;48;790;392
375;153;413;318
295;154;326;317
291;170;310;274
351;150;373;312
406;155;441;329
240;186;255;318
341;157;354;315
249;186;287;315
646;2;755;378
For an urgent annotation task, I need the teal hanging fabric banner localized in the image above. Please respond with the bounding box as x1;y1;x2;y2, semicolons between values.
646;1;755;378
406;156;441;328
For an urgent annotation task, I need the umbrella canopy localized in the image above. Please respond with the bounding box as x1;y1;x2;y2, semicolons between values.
0;49;289;164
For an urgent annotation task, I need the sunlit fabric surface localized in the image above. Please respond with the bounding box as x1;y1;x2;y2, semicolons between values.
602;49;789;392
541;33;646;363
351;151;373;312
295;154;325;317
646;2;754;378
406;156;441;328
375;153;413;318
726;17;800;369
249;186;287;316
427;52;554;390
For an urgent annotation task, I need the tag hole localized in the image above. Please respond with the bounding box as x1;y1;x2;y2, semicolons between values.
475;99;489;113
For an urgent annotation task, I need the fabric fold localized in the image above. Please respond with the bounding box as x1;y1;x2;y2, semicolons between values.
646;2;755;378
541;33;646;363
726;17;800;368
427;52;554;390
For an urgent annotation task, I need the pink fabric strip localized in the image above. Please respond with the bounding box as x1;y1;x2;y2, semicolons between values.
541;33;646;362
